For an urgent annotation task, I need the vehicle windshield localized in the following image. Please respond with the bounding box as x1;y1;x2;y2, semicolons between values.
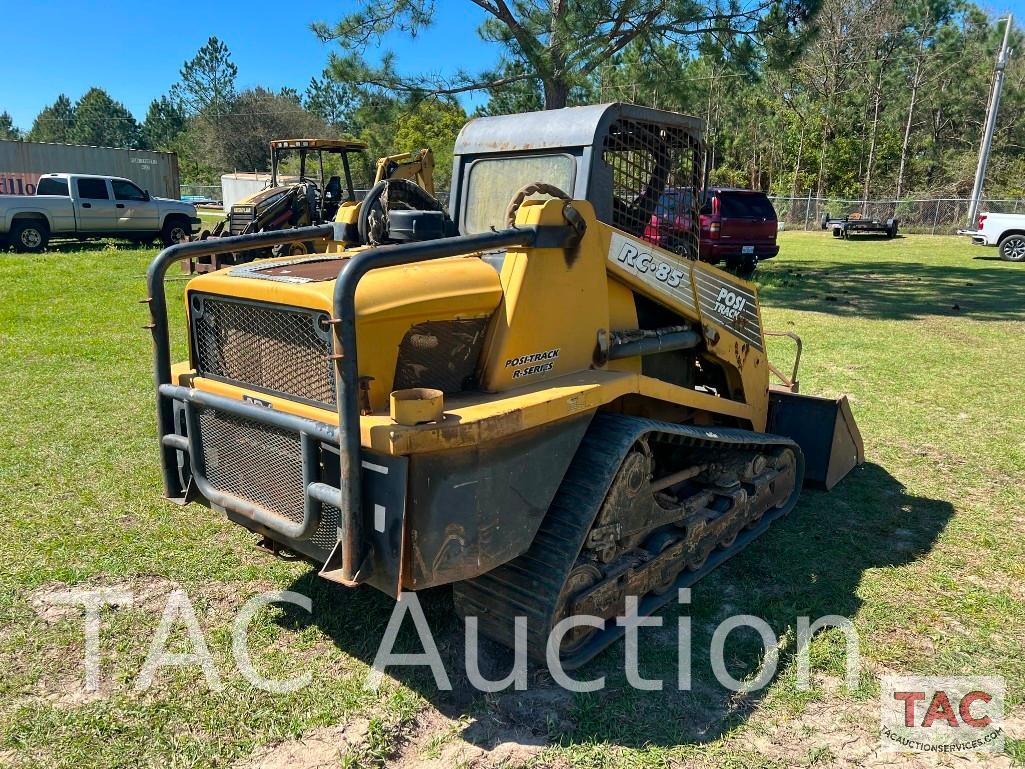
463;154;576;234
654;189;693;219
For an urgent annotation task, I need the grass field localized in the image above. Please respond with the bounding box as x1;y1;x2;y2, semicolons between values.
0;232;1022;768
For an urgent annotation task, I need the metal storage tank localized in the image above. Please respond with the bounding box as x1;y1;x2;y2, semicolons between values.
0;140;180;199
220;172;273;212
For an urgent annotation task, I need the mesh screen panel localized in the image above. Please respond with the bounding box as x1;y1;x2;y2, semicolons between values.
603;118;702;257
393;318;488;393
198;407;339;555
192;295;335;406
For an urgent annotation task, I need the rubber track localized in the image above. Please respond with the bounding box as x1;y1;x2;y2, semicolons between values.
452;412;806;670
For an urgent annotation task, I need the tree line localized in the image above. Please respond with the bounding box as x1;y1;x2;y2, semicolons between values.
3;0;1023;201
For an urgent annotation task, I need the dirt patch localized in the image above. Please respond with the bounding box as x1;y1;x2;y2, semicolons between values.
23;575;283;708
30;575;278;622
389;705;548;769
233;718;371;769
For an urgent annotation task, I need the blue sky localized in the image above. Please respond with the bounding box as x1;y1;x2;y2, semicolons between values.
0;0;500;130
4;0;1025;131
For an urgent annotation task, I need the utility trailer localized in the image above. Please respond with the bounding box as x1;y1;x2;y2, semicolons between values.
820;211;898;239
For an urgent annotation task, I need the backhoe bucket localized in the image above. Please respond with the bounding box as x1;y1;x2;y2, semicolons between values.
767;391;864;489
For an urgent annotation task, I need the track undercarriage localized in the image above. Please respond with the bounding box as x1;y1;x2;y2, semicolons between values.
453;412;804;668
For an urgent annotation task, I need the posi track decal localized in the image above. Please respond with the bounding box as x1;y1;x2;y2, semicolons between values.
607;232;696;312
693;267;764;350
506;349;560;379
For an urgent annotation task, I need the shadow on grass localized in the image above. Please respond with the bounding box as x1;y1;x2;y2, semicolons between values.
1;239;158;255
276;462;952;750
755;258;1025;321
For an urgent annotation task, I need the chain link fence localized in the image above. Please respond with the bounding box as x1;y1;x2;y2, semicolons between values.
770;196;1025;235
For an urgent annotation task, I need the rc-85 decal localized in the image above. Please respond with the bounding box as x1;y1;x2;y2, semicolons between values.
606;232;696;311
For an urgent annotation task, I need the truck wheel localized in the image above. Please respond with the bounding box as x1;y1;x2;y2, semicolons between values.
161;217;191;246
10;220;49;253
832;226;843;238
737;255;758;276
886;218;898;238
998;234;1025;262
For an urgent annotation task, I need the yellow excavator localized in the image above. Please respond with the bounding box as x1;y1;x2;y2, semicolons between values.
147;103;862;666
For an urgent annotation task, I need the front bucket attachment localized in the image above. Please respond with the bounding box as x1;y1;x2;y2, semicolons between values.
767;390;864;490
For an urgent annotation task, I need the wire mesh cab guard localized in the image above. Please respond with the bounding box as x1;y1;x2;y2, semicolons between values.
450;102;705;257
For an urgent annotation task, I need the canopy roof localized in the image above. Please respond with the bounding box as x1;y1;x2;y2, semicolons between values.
270;139;368;152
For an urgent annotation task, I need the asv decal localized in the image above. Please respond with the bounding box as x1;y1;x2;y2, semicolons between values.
713;287;747;321
614;241;685;288
506;348;560;379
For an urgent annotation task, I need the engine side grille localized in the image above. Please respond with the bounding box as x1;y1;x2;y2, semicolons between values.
191;294;335;406
198;407;339;555
229;211;253;235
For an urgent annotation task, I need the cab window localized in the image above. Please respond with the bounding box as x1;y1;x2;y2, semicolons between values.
76;178;109;200
464;154;576;234
37;178;69;196
112;180;147;201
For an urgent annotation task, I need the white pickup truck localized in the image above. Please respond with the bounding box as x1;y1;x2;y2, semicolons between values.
959;212;1025;262
0;173;200;252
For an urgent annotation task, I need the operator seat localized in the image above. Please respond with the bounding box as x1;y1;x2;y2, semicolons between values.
324;176;343;203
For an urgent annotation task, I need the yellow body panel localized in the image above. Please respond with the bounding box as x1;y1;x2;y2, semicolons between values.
481;200;610;391
175;369;754;455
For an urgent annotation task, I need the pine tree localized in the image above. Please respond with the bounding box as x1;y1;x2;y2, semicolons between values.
70;88;141;148
142;96;187;150
27;95;75;143
171;37;238;115
0;112;21;140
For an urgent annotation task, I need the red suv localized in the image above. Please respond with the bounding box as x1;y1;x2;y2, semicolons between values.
643;187;779;273
699;188;779;272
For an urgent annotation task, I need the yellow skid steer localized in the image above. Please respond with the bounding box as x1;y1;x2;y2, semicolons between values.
146;103;863;666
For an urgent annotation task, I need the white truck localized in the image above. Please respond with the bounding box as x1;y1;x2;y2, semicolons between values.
0;173;200;252
959;212;1025;262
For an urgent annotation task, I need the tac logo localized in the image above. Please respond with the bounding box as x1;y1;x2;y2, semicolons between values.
880;675;1004;753
713;286;747;321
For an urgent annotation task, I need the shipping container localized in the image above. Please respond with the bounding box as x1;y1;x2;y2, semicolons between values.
0;140;180;199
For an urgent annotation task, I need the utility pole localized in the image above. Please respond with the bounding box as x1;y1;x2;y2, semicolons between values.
967;15;1013;229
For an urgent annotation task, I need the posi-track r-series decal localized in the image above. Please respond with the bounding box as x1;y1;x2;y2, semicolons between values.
506;348;561;379
606;231;763;350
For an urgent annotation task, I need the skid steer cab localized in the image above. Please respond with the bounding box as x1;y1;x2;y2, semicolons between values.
146;103;863;668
